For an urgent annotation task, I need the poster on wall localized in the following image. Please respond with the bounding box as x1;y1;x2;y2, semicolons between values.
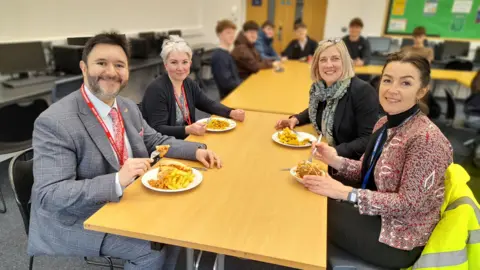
388;18;407;31
450;15;467;31
424;0;438;15
476;6;480;23
452;0;473;14
392;0;407;16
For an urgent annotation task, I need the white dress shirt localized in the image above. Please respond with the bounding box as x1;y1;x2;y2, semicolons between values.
84;85;133;197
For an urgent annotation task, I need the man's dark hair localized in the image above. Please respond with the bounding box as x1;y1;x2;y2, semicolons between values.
294;22;307;30
349;17;364;28
261;20;275;29
413;26;427;37
82;31;130;63
243;21;260;32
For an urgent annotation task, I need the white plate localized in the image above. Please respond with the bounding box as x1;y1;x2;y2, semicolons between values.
290;165;326;184
197;117;236;132
272;131;317;148
141;167;203;193
290;166;304;184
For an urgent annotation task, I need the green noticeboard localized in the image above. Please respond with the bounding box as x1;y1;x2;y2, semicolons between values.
384;0;480;40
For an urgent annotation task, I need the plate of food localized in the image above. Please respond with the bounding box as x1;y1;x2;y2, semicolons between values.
197;117;236;132
141;160;203;193
290;160;325;183
272;128;317;148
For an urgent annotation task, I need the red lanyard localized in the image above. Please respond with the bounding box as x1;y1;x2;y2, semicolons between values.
173;84;192;125
80;84;126;166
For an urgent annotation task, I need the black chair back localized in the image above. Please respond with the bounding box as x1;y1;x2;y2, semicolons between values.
445;60;473;71
444;88;457;121
8;148;34;235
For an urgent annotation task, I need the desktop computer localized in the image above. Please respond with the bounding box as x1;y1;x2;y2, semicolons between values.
0;41;56;88
367;37;392;55
67;36;92;46
53;45;84;74
167;30;182;37
441;41;470;59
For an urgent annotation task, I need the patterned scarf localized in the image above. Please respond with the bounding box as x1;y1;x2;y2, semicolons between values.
308;78;351;146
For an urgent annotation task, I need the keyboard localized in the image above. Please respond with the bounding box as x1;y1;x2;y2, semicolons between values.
2;76;57;88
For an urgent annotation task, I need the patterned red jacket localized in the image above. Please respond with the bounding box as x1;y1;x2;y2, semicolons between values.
336;113;453;250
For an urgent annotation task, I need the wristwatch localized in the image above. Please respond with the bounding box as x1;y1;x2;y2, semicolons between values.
347;188;358;204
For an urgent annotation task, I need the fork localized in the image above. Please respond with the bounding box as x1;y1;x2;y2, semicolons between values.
308;133;323;162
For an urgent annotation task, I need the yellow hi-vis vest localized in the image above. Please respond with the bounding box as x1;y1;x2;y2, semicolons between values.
406;164;480;269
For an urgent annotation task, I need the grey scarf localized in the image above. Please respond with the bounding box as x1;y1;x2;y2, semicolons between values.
308;78;351;146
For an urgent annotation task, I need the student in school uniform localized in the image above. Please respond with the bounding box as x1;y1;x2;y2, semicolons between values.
211;19;242;99
401;26;434;63
342;18;371;67
254;20;281;61
282;22;318;61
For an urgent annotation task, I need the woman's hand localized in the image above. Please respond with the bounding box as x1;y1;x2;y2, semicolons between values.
311;142;343;169
186;122;206;136
230;109;246;122
275;117;298;130
303;172;352;200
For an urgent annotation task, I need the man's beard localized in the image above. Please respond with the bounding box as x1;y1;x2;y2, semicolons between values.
86;72;127;101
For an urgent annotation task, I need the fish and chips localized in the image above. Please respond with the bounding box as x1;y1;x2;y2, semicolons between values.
277;128;311;146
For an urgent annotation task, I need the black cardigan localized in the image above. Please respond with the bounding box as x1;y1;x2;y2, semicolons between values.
141;74;233;139
293;77;379;160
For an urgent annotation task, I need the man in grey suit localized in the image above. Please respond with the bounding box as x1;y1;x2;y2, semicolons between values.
28;32;222;270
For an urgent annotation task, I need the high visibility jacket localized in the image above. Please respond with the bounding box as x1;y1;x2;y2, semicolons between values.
407;164;480;269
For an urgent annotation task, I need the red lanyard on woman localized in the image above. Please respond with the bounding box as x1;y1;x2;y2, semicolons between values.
173;84;192;125
80;84;126;166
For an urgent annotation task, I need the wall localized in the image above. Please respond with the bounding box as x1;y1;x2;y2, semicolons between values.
0;0;243;45
323;0;388;38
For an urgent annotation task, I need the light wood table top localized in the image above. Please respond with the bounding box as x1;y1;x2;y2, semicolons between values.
85;111;327;270
222;61;312;115
222;62;476;115
354;65;476;87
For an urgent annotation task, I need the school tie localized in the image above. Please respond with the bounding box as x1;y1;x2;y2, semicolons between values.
108;107;128;166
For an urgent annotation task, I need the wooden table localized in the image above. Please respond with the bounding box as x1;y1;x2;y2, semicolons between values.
222;61;311;115
85;111;328;270
354;65;477;87
222;61;476;115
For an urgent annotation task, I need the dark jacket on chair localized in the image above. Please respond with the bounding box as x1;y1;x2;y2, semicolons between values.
141;74;233;139
292;77;379;160
282;37;318;60
231;32;273;80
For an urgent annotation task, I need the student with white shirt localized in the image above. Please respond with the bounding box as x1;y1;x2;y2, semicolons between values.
28;32;222;270
282;22;318;61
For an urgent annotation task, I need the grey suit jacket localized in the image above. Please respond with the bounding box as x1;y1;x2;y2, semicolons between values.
28;90;204;257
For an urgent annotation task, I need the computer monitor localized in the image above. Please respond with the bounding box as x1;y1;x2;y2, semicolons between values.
0;41;48;74
442;41;470;59
367;37;392;54
67;36;92;46
167;30;182;37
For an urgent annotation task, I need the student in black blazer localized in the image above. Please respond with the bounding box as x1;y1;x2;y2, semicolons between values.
282;22;318;60
142;36;245;139
275;39;378;160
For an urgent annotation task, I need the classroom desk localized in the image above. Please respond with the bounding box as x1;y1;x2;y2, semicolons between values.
0;56;164;108
222;61;477;115
84;111;327;270
222;61;311;115
354;65;477;87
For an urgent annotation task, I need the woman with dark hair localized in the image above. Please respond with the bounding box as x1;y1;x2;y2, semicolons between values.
303;51;453;268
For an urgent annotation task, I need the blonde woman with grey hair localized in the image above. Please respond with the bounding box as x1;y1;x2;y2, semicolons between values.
142;35;245;139
275;38;379;161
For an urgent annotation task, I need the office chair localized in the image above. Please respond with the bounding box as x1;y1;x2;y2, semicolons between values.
0;186;5;214
443;88;457;126
191;48;206;89
8;149;123;270
52;78;83;102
